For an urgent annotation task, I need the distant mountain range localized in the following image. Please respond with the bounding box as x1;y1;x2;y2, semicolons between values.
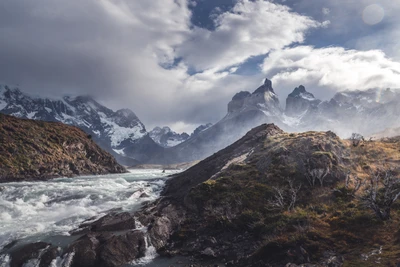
148;123;212;148
0;85;159;165
0;85;212;165
1;80;399;165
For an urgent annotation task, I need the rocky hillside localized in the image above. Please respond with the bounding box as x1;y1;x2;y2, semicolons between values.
137;124;400;266
0;114;126;182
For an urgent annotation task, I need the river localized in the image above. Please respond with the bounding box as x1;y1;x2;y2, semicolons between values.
0;169;184;267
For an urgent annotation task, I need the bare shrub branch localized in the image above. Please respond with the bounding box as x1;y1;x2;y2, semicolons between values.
269;179;302;211
350;133;364;147
361;169;400;221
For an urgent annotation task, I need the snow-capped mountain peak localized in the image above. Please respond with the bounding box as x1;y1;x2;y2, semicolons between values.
149;126;189;148
227;78;281;116
285;85;321;117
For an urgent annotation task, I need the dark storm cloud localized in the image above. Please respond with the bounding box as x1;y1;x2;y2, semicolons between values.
0;0;134;96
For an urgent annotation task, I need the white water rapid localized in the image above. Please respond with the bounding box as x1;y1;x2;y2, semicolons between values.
0;169;181;267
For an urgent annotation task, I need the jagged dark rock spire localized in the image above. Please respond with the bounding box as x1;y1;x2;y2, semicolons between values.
253;78;275;95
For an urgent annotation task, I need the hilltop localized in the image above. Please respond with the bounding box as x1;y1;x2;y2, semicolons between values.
0;114;126;182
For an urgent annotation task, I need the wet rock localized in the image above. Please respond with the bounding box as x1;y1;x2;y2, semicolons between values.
285;252;344;267
146;203;186;250
67;234;102;267
71;212;136;235
66;231;145;267
201;247;216;258
148;216;174;249
9;242;49;267
39;246;60;267
203;237;218;247
2;240;18;250
140;192;150;198
98;230;146;267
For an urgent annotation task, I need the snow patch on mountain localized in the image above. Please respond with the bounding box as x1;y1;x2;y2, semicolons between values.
99;114;145;147
149;126;189;148
300;92;315;101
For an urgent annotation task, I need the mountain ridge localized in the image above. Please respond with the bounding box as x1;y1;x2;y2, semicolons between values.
2;80;399;166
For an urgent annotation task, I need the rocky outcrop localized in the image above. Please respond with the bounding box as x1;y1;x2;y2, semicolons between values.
8;242;51;267
0;114;126;182
70;212;136;235
65;231;146;267
64;211;146;267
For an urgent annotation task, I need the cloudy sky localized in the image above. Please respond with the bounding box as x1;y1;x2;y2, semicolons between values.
1;0;400;133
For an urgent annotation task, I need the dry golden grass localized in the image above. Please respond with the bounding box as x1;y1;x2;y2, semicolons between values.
189;129;400;265
0;114;125;181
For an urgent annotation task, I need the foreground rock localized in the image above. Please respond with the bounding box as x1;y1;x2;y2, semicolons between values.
65;211;144;267
0;114;126;182
65;231;146;267
4;212;143;267
70;211;136;235
8;242;51;267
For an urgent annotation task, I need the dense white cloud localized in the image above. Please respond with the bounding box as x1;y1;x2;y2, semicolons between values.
177;0;324;72
262;46;400;100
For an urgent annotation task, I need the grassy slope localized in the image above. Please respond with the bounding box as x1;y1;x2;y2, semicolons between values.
172;129;400;266
0;114;126;181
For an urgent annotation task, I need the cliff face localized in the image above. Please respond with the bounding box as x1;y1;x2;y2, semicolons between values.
0;114;126;182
